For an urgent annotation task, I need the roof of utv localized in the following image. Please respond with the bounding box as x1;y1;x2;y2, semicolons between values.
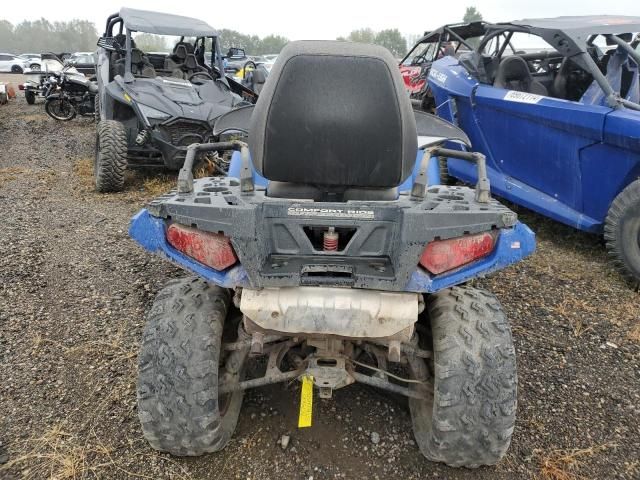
416;21;487;44
485;16;640;57
119;7;218;37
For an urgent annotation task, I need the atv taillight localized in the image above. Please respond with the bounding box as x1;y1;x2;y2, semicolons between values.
166;224;237;271
420;232;496;275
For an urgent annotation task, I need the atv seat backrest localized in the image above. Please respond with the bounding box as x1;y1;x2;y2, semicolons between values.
493;55;547;96
165;44;189;73
248;40;417;201
113;49;156;78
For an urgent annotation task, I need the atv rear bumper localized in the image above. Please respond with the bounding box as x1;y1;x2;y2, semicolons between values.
129;176;535;293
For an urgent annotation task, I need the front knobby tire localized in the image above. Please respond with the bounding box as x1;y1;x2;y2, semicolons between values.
94;120;127;192
605;179;640;289
137;277;244;456
409;286;517;468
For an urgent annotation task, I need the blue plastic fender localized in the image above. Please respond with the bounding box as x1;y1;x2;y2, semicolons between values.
129;209;250;288
405;222;536;292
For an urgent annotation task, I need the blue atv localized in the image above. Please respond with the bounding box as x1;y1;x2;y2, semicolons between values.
129;41;535;468
427;16;640;287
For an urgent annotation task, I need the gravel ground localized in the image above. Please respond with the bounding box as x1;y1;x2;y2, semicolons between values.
1;93;639;480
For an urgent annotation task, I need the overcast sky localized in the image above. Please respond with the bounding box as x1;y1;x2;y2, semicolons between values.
1;0;637;40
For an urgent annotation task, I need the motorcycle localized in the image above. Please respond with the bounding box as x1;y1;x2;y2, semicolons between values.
44;66;98;121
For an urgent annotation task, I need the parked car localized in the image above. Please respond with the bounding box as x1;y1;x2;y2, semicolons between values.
428;15;640;286
18;53;42;71
67;52;97;77
0;53;30;73
399;21;487;110
94;7;257;192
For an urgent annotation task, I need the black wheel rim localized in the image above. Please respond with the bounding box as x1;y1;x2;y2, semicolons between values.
49;99;74;120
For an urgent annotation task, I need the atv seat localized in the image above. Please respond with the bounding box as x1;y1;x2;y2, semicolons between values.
248;41;417;201
165;44;188;74
113;48;156;78
493;55;547;96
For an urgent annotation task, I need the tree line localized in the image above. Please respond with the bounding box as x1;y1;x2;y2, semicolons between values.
0;6;482;57
0;19;98;54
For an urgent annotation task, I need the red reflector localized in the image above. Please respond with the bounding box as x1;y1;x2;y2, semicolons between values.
166;224;237;271
18;84;25;90
420;232;496;275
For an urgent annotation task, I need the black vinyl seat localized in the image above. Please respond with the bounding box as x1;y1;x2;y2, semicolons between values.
248;41;417;201
113;49;156;78
494;55;547;96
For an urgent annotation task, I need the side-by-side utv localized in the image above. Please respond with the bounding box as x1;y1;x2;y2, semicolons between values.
94;8;257;192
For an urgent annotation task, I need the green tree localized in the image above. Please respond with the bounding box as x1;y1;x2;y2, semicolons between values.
0;20;17;52
337;28;407;57
133;33;168;52
346;28;376;44
463;6;483;23
258;35;288;55
374;28;407;57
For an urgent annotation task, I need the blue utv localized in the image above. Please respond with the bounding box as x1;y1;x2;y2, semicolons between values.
129;41;535;467
427;16;640;287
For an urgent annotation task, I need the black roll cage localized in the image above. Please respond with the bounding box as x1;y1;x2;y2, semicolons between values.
473;25;640;111
401;22;487;66
101;12;228;87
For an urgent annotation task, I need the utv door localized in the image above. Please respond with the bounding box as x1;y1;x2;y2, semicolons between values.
466;85;612;229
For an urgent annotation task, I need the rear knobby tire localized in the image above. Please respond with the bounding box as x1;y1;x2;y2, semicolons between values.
25;91;36;105
604;179;640;289
137;277;244;456
94;120;127;192
409;286;517;468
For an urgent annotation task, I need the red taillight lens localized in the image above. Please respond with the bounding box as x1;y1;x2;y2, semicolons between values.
18;84;25;91
166;224;237;271
419;232;496;275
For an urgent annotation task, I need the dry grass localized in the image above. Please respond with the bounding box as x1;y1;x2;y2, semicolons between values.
538;443;616;480
0;166;32;188
72;156;216;200
72;158;94;190
628;322;640;343
2;325;193;480
0;424;192;480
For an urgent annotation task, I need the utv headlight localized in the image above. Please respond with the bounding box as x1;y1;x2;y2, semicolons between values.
138;103;171;121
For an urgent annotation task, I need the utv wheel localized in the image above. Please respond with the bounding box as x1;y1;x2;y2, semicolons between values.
604;179;640;289
409;286;517;468
25;91;35;105
137;277;244;456
94;120;127;192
